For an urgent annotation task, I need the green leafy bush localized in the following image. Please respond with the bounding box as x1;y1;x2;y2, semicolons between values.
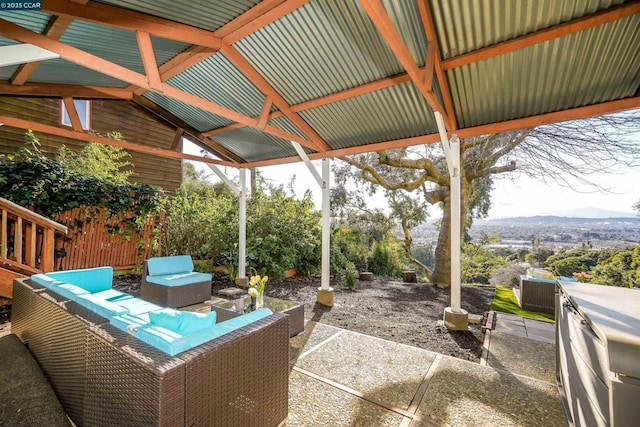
164;177;322;277
0;132;163;233
340;261;359;290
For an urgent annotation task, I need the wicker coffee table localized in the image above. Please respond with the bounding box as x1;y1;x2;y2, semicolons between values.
211;296;304;337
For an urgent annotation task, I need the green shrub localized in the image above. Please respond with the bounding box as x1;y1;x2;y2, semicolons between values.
341;261;359;290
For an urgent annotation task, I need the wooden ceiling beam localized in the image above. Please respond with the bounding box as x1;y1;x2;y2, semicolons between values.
0;114;237;167
0;81;133;99
62;97;83;131
41;0;221;49
218;0;312;44
201;69;418;135
441;2;640;71
240;96;640;168
131;94;246;164
136;31;163;92
417;0;457;130
359;0;452;130
221;44;330;151
10;16;74;85
0;19;317;151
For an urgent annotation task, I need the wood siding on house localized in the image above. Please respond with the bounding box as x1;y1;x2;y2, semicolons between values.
0;97;182;192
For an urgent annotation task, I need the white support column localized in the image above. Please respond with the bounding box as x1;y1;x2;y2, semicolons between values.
435;112;468;331
449;135;462;312
238;168;247;281
321;157;330;289
317;156;334;306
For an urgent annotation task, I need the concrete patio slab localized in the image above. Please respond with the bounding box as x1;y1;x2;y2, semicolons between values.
485;331;557;383
294;329;437;410
412;356;566;427
285;370;407;426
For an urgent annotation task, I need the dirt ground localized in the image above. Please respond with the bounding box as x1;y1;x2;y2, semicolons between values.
114;273;495;362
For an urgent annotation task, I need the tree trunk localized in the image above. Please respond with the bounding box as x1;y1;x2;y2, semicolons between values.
430;183;470;288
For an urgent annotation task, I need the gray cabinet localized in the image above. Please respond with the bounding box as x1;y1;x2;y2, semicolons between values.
556;281;640;427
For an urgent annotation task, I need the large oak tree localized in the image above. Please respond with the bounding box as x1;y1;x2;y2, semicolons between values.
333;112;640;287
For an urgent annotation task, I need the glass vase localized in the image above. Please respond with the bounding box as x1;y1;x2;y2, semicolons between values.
257;290;264;308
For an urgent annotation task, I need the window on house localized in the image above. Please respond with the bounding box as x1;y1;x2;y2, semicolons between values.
60;99;91;130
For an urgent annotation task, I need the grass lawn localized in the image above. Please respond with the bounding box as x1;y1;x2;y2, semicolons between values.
490;286;555;323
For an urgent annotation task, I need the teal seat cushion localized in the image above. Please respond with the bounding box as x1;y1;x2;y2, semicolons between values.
147;255;194;276
145;272;211;287
117;298;163;316
110;313;151;334
41;267;113;294
76;293;129;319
148;309;216;334
31;273;64;290
92;289;134;303
114;308;273;356
53;283;90;301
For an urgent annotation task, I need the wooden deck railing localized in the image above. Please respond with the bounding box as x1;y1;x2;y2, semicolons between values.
0;197;68;275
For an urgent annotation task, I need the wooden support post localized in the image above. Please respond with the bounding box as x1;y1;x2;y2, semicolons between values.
41;229;55;272
1;209;6;259
15;217;22;264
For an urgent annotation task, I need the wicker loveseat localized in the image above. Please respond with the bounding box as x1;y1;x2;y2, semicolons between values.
12;276;290;427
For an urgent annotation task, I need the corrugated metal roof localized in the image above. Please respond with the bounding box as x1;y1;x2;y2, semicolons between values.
210;127;296;162
300;81;438;149
29;59;129;87
97;0;260;31
144;91;233;132
430;0;625;59
448;14;640;128
266;116;306;140
235;0;412;106
0;10;51;33
167;53;266;118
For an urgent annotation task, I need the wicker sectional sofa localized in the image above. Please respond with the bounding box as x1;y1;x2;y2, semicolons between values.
12;275;290;427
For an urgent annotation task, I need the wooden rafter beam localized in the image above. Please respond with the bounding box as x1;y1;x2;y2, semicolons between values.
169;128;184;151
131;94;246;164
62;97;83;131
136;31;163;91
216;0;312;44
42;0;221;49
0;114;237;167
417;0;457;130
441;2;640;71
221;44;330;151
240;96;640;168
204;69;418;136
256;96;272;129
0;81;133;99
0;18;317;151
358;0;452;130
10;16;74;85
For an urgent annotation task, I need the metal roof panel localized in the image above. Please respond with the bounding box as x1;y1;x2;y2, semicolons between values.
96;0;260;31
167;53;265;118
212;127;297;162
235;0;417;106
300;81;438;150
430;0;625;59
449;15;640;128
144;91;233;132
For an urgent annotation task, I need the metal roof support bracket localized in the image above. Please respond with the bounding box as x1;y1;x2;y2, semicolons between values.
291;141;325;189
206;164;241;196
435;111;468;331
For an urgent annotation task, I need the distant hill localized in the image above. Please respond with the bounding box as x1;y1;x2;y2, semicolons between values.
544;207;636;218
482;215;638;225
489;207;636;220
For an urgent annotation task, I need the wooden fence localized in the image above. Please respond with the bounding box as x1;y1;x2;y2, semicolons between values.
54;208;163;271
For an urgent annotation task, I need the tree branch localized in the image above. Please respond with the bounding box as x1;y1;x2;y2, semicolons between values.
468;161;517;180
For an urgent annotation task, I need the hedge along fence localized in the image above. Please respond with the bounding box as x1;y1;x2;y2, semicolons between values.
54;207;164;271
